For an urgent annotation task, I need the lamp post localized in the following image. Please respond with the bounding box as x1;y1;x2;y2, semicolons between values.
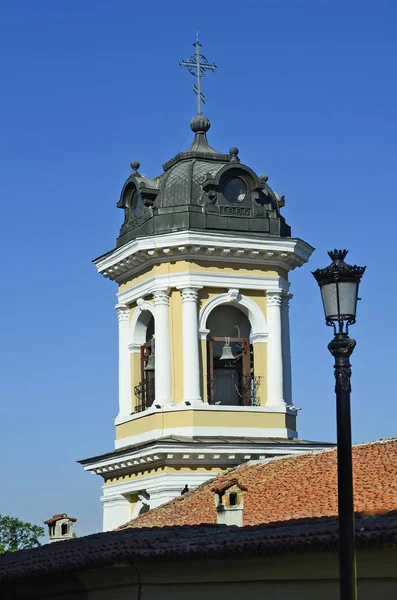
312;249;366;600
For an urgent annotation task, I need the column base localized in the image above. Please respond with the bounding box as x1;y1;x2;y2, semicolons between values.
153;398;174;409
266;399;286;408
183;397;204;407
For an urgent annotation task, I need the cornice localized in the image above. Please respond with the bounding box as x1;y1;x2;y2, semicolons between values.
81;439;332;477
117;270;289;305
94;231;314;283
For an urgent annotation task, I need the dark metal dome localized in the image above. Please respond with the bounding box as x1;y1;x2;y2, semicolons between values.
116;117;291;247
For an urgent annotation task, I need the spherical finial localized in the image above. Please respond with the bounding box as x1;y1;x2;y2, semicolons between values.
190;114;211;133
130;160;140;173
260;173;269;182
229;147;240;163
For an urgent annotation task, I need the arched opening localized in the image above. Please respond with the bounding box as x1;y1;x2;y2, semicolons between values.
133;311;155;413
206;305;256;406
61;523;68;536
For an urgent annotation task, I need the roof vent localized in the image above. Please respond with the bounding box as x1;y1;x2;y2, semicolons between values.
43;513;77;543
211;478;247;527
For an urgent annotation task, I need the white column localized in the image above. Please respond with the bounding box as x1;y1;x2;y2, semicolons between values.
101;494;131;531
266;291;285;407
180;287;203;406
281;293;293;406
116;303;131;417
153;288;172;407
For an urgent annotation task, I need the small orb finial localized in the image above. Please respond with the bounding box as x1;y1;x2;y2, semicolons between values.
260;173;269;182
130;160;140;174
190;114;211;133
229;147;240;163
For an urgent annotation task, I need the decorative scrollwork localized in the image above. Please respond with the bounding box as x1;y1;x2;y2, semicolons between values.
266;291;283;307
153;289;170;306
328;334;356;393
227;288;240;301
181;287;199;303
334;366;352;393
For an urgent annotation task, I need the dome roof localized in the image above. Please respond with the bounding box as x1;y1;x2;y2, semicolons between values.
116;116;290;247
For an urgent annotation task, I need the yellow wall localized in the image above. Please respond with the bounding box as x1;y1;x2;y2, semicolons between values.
104;465;223;486
119;259;287;293
169;289;183;404
253;343;267;405
115;408;295;441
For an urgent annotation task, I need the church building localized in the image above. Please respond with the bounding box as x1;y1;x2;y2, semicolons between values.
79;38;331;531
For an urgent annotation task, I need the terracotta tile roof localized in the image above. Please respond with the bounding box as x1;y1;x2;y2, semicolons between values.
120;438;397;529
43;514;77;525
0;514;396;583
211;478;248;494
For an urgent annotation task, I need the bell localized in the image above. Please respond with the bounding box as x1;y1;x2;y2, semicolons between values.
144;353;155;371
219;338;235;361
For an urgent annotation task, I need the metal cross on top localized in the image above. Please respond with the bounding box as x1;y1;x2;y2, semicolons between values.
179;32;217;115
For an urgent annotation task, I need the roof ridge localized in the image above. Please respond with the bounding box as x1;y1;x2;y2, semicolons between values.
233;437;397;472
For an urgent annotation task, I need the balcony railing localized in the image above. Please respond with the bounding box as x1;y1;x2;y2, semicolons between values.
207;373;262;406
134;378;155;413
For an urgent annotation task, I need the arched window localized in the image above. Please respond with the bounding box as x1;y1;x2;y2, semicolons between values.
206;305;255;406
134;314;155;412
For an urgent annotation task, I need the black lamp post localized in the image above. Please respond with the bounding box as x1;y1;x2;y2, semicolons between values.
312;249;366;600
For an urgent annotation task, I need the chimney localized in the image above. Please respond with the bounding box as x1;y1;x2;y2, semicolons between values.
44;513;77;543
211;479;247;527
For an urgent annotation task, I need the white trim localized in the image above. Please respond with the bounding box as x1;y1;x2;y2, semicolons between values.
102;472;215;499
266;291;285;408
129;301;154;347
101;472;217;527
117;270;290;305
114;427;297;449
95;231;314;283
82;441;333;475
199;290;268;342
101;493;131;531
114;403;296;426
178;287;203;405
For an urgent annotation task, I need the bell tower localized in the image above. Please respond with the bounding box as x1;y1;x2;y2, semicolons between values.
79;38;331;531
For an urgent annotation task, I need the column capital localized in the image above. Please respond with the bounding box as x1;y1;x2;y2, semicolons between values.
115;303;129;321
179;287;201;302
152;288;170;306
281;292;293;308
266;291;283;307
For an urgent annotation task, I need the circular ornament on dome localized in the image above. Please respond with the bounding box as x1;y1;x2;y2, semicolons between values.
190;114;211;133
222;177;247;203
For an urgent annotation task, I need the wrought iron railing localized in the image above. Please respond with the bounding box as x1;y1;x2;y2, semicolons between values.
134;378;155;413
207;373;262;406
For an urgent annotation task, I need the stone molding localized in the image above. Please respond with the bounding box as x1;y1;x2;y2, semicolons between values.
116;303;129;321
152;288;170;306
180;287;200;303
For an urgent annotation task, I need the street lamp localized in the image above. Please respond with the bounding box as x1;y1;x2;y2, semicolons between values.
312;249;366;600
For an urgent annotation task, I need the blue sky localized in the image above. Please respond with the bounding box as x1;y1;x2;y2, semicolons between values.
1;0;396;537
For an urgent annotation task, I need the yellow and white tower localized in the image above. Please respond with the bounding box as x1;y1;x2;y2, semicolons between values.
79;41;332;530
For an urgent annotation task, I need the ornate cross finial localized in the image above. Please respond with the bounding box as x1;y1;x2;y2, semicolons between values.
179;32;217;115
